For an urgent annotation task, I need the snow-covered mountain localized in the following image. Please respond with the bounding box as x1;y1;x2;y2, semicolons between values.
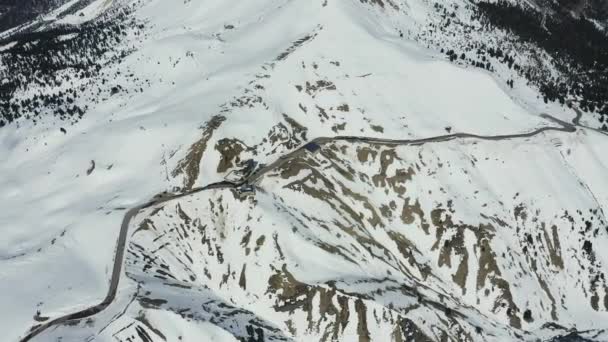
2;0;608;341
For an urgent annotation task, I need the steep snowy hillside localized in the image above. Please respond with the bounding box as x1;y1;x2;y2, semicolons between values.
1;0;608;341
39;127;608;342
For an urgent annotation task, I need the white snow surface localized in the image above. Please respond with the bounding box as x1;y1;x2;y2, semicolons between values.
1;0;606;341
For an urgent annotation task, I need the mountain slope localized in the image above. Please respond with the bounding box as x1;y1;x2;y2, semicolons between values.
1;0;608;341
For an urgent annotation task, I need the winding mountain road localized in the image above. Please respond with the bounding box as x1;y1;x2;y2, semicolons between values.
20;113;578;341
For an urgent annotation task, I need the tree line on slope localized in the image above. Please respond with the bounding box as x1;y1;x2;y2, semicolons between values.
0;5;145;128
476;1;608;127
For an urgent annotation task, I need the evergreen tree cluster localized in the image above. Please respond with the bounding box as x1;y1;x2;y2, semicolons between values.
0;5;144;128
554;0;608;23
430;4;517;76
476;1;608;123
0;0;65;33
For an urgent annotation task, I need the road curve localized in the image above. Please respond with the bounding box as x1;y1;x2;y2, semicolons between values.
569;104;608;137
20;114;578;341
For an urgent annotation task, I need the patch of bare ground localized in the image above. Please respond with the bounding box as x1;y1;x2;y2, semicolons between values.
359;0;399;10
267;264;437;342
172;115;226;189
275;26;321;61
215;138;248;173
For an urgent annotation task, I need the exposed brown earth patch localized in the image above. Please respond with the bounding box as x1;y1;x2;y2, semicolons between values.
172;115;226;189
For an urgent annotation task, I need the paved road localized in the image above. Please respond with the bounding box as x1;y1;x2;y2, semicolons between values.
18;181;238;342
20;114;578;341
569;104;608;137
